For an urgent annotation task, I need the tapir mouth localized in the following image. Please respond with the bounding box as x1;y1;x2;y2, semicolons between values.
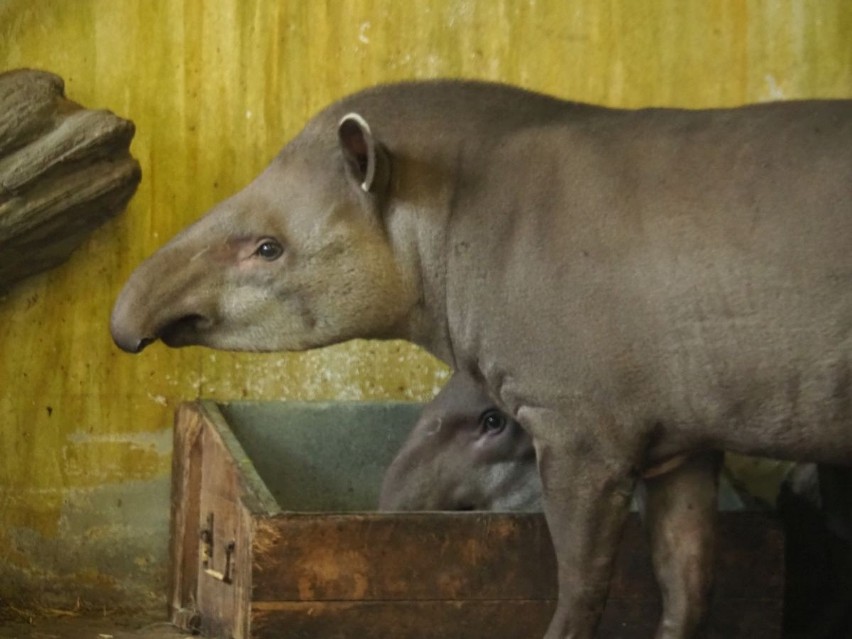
158;313;212;348
111;312;212;353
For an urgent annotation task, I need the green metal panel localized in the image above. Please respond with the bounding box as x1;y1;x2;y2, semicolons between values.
219;401;422;512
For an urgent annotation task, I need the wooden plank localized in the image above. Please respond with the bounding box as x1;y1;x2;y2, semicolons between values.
168;403;205;630
195;406;254;639
252;512;782;602
249;598;780;639
168;401;282;639
197;401;281;516
252;512;560;602
251;601;554;639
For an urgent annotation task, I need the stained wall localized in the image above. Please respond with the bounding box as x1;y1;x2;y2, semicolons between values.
0;0;849;612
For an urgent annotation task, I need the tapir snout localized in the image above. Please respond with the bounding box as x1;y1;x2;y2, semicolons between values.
110;225;223;353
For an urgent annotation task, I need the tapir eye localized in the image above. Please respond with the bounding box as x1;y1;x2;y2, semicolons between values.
480;409;506;435
254;240;284;261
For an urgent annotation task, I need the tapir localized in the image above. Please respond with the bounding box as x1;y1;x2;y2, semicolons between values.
110;80;852;639
380;370;544;512
380;370;723;636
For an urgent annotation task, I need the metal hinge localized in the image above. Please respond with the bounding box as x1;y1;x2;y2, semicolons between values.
200;512;235;584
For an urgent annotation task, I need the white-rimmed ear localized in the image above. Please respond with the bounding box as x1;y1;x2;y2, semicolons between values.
338;112;383;193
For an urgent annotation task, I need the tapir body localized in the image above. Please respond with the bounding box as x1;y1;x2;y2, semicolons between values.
111;81;852;639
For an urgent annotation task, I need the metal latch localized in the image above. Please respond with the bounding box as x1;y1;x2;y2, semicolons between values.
200;512;235;584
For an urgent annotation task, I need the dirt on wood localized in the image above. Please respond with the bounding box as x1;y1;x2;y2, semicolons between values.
0;614;186;639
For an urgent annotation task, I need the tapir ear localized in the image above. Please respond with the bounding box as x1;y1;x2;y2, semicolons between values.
338;113;388;194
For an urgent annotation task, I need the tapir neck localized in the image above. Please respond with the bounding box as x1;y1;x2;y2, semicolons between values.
323;81;586;368
384;179;456;366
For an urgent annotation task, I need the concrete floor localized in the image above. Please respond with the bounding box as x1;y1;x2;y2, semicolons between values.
0;617;186;639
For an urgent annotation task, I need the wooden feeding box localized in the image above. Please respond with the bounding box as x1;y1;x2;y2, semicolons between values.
169;401;784;639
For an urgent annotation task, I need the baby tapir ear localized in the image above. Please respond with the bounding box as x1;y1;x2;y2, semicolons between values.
338;113;388;194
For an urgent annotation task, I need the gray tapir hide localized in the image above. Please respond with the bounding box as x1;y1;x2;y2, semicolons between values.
111;80;852;639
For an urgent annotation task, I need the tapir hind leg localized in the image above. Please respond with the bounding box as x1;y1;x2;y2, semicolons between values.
526;408;637;639
640;451;722;639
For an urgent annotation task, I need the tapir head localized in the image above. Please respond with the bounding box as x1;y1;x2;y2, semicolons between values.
379;371;542;512
110;113;417;353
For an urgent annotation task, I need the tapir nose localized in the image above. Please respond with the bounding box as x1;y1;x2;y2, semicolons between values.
110;218;217;353
109;282;165;353
119;335;155;354
110;313;156;353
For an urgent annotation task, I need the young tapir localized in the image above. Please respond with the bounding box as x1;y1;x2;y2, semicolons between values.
110;80;852;639
380;370;544;512
380;370;722;637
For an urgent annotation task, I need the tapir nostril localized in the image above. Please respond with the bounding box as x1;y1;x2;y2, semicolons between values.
112;333;155;354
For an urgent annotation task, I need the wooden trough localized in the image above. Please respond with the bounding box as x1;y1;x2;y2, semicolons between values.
169;400;784;639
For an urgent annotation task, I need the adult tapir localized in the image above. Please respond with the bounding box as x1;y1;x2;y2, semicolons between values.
110;80;852;639
380;369;723;637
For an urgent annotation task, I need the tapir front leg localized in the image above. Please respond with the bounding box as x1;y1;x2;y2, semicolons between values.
641;452;722;639
527;408;637;639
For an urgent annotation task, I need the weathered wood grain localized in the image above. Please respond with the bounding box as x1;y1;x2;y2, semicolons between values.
0;68;140;291
195;406;251;639
250;601;557;639
249;598;782;639
168;405;205;632
0;69;65;156
171;401;785;639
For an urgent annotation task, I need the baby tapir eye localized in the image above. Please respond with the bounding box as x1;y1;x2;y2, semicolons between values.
480;409;507;434
254;239;284;261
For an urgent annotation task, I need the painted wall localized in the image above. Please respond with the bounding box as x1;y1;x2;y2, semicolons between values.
0;0;849;614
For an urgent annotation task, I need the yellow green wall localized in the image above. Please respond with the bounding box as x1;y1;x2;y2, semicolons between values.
0;0;849;613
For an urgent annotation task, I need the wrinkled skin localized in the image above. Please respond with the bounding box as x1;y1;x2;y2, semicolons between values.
111;81;852;639
381;370;720;637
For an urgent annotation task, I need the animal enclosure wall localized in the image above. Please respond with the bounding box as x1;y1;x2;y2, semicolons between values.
0;0;850;613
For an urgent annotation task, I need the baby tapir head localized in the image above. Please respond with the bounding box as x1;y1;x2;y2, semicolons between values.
380;371;542;512
110;108;417;354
